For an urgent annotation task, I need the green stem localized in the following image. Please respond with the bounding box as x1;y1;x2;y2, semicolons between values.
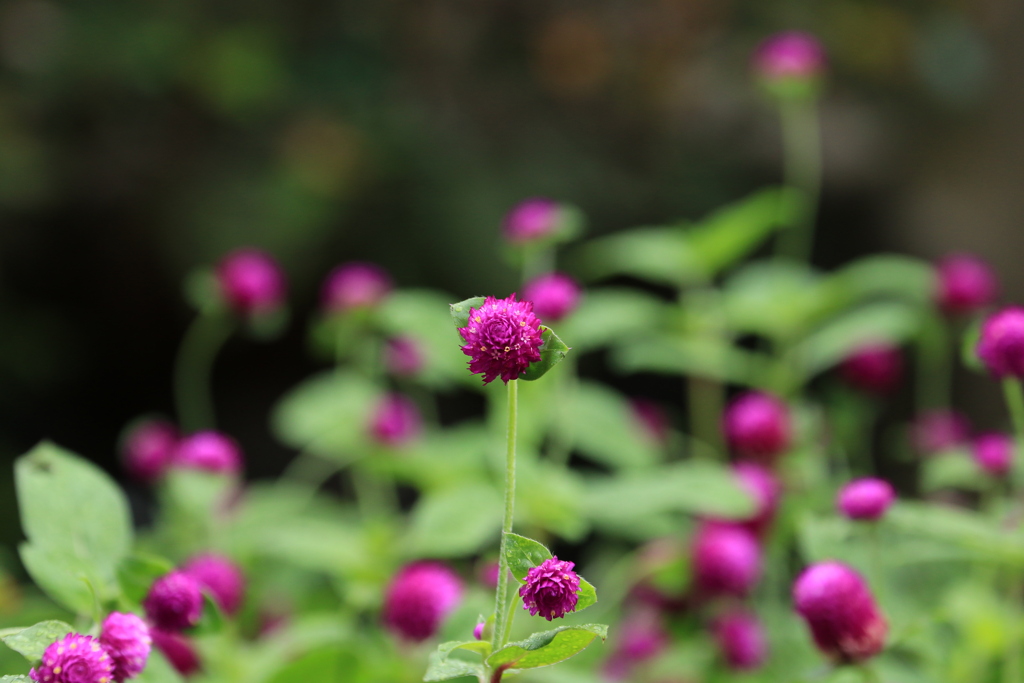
1003;379;1024;445
915;312;952;412
492;380;519;653
174;312;234;433
775;96;822;263
1005;576;1022;683
547;355;576;467
688;376;724;457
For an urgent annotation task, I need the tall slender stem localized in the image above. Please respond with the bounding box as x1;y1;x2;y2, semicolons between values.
775;96;822;263
1000;377;1024;683
492;380;519;652
1002;379;1024;446
174;312;233;433
916;312;952;412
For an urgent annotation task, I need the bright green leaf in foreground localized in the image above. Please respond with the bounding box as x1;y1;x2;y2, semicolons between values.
486;624;608;670
0;621;74;662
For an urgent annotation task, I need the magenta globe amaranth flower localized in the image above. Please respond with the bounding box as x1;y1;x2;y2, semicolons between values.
149;630;200;676
321;261;392;313
840;342;903;394
30;633;115;683
977;307;1024;378
369;393;422;447
936;253;998;316
603;607;669;680
100;612;151;682
523;272;581;322
973;432;1014;477
384;336;424;377
692;523;761;598
911;409;971;455
837;478;895;521
182;553;246;616
503;198;563;244
121;418;178;484
382;562;463;642
520;556;581;621
143;571;204;632
714;611;768;671
173;430;242;475
752;31;826;94
793;562;888;663
631;398;671;447
214;248;286;317
733;462;782;538
723;392;791;462
458;294;544;384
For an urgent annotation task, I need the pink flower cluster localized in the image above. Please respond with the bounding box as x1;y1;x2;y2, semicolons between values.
121;422;244;485
458;294;544;384
30;614;151;683
519;557;581;621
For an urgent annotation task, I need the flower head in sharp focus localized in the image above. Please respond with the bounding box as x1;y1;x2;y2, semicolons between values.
458;294;544;384
30;633;115;683
100;612;151;682
519;557;581;621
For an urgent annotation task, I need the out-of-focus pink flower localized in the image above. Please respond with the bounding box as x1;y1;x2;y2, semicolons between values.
382;562;463;642
321;262;392;313
911;410;970;455
972;432;1014;477
840;342;903;395
935;253;998;316
121;418;178;484
836;478;895;521
793;562;887;663
215;248;287;317
714;610;768;671
523;272;581;322
977;307;1024;378
692;523;761;598
369;393;422;447
723;392;792;463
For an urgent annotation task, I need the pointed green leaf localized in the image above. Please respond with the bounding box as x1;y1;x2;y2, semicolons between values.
450;297;487;330
503;533;553;582
575;577;597;613
423;650;483;681
437;639;491;657
0;620;74;662
0;676;32;683
486;624;608;670
519;326;570;382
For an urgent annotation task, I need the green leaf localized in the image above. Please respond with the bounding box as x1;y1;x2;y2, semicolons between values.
271;371;380;459
437;639;491;657
686;186;801;275
571;226;698;288
449;297;487;330
582;462;755;529
503;533;553;582
557;289;667;353
825;254;934;306
16;442;132;613
0;677;32;683
791;301;921;380
722;261;825;341
486;624;608;670
575;577;597;613
612;335;770;387
565;382;660;469
423;650;483;681
920;451;989;493
961;317;984;374
0;620;74;662
406;484;503;558
887;502;1024;566
519;326;570;382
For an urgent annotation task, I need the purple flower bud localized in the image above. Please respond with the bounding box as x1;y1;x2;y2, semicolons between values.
911;410;971;455
101;612;151;682
523;272;581;322
369;393;422;447
382;562;463;642
936;253;998;316
616;607;669;662
723;392;792;462
733;463;782;538
321;262;392;313
503;198;562;244
692;523;762;598
630;398;671;447
29;633;115;683
143;571;204;632
173;431;242;475
149;629;200;676
458;294;544;384
519;556;581;621
794;562;888;663
182;553;246;616
714;610;768;671
384;336;424;377
214;248;286;317
837;478;895;521
977;307;1024;378
473;622;485;640
973;432;1014;477
120;419;178;484
840;343;903;395
752;32;826;82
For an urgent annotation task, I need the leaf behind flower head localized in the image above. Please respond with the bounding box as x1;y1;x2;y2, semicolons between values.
519;326;570;382
449;297;487;330
0;620;74;662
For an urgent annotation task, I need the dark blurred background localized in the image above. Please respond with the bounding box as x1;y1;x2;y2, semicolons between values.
0;0;1021;542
